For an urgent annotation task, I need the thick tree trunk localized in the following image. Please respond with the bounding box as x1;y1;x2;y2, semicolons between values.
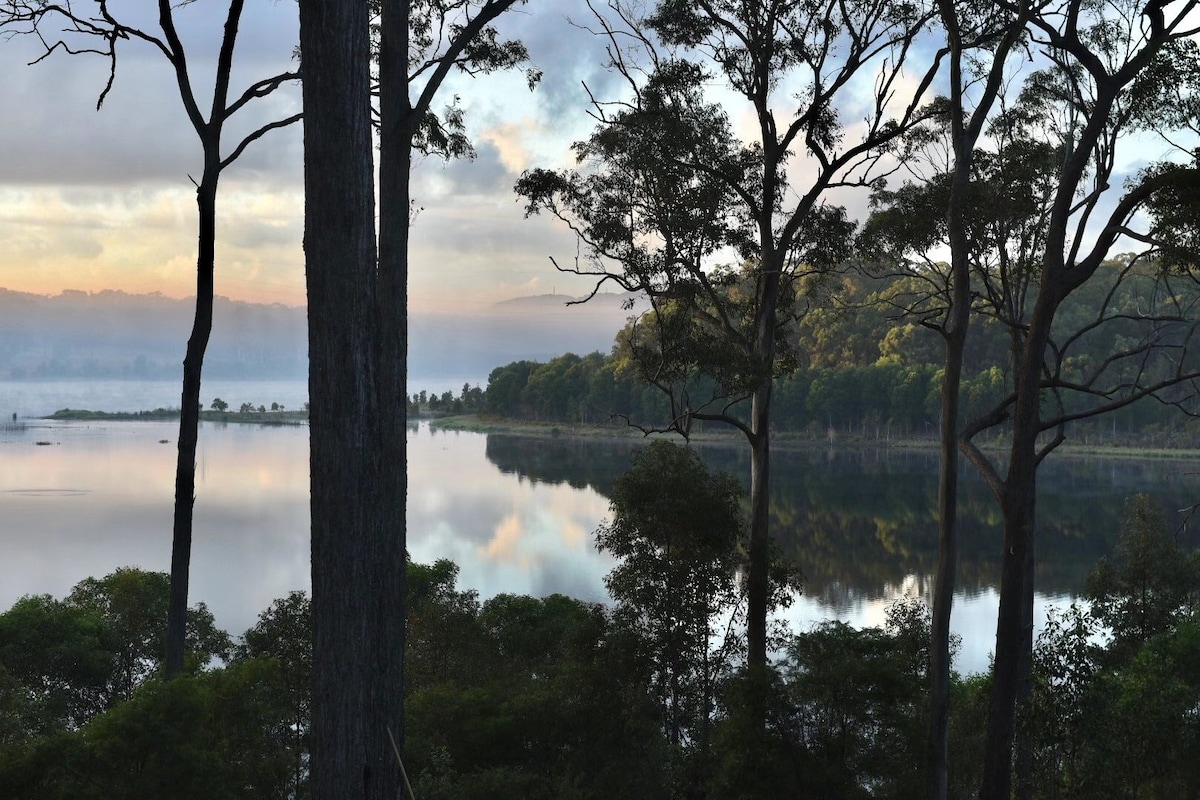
165;174;218;678
374;0;410;763
300;1;397;798
980;301;1054;800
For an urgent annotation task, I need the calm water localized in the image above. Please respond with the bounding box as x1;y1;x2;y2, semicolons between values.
3;381;1198;674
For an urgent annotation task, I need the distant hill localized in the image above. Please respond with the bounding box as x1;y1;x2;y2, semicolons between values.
0;289;307;380
0;288;638;386
410;292;641;388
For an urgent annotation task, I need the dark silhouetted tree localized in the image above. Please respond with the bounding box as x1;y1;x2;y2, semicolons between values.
0;0;300;679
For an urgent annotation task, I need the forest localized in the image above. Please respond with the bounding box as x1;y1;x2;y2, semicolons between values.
1;0;1199;798
476;256;1200;447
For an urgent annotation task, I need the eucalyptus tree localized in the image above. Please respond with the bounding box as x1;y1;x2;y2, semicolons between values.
0;0;300;679
861;5;1038;792
517;0;943;691
920;6;1033;795
870;2;1200;795
964;6;1200;794
299;1;533;796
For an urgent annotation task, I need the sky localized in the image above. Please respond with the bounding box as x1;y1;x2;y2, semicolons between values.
0;0;623;313
0;2;1187;314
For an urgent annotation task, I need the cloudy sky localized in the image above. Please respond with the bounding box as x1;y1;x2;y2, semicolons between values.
0;0;626;313
0;2;1180;315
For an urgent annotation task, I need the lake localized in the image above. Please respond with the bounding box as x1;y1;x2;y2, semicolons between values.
2;379;1199;675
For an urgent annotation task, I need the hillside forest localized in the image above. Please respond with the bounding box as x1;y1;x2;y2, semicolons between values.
471;254;1200;449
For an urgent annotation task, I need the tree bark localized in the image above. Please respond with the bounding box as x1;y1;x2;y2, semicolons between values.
746;247;781;682
980;297;1054;800
164;173;218;677
929;325;963;800
745;400;771;676
373;0;410;763
300;1;397;798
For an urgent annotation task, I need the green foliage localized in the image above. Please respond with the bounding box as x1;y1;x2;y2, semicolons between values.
1026;499;1200;798
781;614;930;797
234;591;312;799
597;441;747;793
403;568;668;800
1084;494;1200;663
0;568;229;742
0;662;297;800
9;520;1200;800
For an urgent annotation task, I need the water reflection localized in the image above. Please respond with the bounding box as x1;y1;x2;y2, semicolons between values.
4;421;1198;677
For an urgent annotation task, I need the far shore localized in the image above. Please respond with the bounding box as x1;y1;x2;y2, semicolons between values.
431;414;1200;461
30;409;1200;461
42;408;309;426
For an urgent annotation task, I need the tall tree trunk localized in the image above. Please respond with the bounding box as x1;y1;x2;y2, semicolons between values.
980;300;1054;800
746;247;781;681
374;0;410;762
929;6;971;786
929;323;964;799
299;1;396;798
746;396;771;676
165;172;218;678
1014;500;1037;800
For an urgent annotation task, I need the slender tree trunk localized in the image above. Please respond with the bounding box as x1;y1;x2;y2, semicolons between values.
299;1;393;798
1014;499;1037;800
165;171;218;678
746;244;781;685
929;9;971;786
929;323;963;799
746;393;771;676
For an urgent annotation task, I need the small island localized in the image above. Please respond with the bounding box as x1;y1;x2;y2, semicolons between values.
46;399;309;426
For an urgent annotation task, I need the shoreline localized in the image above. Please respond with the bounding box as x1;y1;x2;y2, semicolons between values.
431;414;1200;461
41;408;309;426
32;409;1200;461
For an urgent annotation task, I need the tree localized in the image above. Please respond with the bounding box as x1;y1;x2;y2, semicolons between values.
236;591;313;799
516;0;942;703
863;4;1200;791
957;7;1200;794
0;0;300;679
300;0;532;796
595;440;747;795
297;1;382;797
860;4;1033;793
1084;494;1200;663
210;398;229;413
0;569;229;739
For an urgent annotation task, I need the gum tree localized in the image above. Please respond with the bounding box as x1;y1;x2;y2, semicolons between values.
0;0;300;678
299;1;532;796
870;1;1200;794
964;5;1200;793
517;0;942;693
